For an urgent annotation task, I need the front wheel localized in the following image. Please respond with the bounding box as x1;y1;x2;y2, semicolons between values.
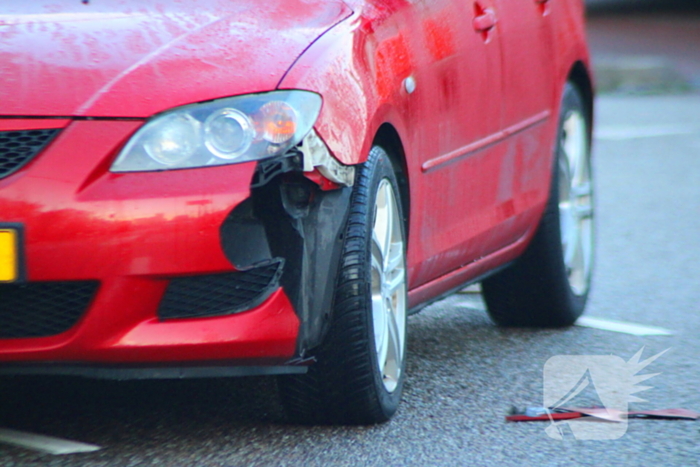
278;145;408;424
482;82;594;327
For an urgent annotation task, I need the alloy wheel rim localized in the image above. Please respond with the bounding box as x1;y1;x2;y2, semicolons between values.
558;110;594;296
370;179;406;393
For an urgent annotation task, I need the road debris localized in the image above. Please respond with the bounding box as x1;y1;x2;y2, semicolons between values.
506;407;699;422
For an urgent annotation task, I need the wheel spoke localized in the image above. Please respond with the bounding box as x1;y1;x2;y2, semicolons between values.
383;304;403;391
580;219;594;280
382;193;395;270
387;310;402;363
385;240;405;294
385;267;405;297
386;241;403;270
372;293;388;372
563;113;585;180
372;228;387;271
373;184;394;269
559;201;574;247
558;154;571;201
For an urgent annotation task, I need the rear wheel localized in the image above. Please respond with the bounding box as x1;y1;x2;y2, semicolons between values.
278;145;407;424
482;82;593;327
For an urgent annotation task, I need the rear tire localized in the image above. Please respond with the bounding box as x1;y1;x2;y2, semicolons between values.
278;146;408;424
482;82;594;327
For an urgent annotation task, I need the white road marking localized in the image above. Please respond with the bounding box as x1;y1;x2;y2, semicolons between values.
0;428;101;455
453;300;485;310
575;316;674;336
595;124;699;141
457;283;482;294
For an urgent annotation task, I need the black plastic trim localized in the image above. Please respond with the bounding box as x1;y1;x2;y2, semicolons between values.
158;260;284;320
0;362;308;380
0;280;100;338
0;129;60;179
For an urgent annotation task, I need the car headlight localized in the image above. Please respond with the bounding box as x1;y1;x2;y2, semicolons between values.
111;90;322;172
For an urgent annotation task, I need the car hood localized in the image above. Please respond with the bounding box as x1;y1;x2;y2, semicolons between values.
0;0;351;118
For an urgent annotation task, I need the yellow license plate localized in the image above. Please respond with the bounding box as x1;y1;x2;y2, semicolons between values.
0;229;18;282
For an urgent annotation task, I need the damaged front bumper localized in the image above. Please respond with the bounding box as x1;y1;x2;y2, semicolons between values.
0;119;355;377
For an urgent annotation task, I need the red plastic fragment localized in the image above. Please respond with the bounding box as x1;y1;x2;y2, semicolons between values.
303;169;342;191
506;412;582;422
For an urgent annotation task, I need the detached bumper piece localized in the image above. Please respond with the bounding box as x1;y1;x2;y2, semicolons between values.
158;259;284;320
0;129;60;179
0;281;99;339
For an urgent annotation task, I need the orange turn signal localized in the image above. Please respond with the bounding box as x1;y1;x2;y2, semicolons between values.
259;101;297;144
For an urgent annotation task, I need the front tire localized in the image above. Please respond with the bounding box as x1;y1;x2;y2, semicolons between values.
278;146;408;424
482;82;594;327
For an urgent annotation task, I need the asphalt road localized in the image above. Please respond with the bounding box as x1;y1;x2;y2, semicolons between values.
2;12;700;467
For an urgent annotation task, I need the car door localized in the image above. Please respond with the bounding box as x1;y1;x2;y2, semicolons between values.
489;0;557;237
408;0;507;288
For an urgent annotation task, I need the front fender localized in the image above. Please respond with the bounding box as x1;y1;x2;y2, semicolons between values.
279;6;413;168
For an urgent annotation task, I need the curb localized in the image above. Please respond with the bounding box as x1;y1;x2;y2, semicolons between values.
593;56;696;94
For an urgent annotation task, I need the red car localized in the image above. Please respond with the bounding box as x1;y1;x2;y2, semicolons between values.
0;0;594;424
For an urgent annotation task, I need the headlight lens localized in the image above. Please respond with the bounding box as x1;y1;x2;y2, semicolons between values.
111;90;321;172
203;109;254;160
143;114;200;166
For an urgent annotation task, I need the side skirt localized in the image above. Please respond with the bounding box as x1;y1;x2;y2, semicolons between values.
407;231;533;313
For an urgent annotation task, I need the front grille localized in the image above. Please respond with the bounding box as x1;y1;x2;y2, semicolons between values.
158;260;284;320
0;281;99;339
0;129;60;179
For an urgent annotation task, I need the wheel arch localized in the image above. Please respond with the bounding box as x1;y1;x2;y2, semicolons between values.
568;61;595;139
373;123;410;242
